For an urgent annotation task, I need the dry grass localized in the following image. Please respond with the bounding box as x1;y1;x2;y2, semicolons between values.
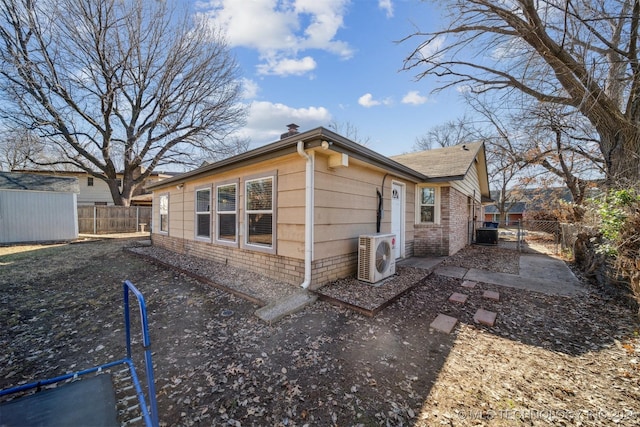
1;239;639;426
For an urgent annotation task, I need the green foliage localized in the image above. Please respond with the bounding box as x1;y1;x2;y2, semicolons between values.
590;189;639;256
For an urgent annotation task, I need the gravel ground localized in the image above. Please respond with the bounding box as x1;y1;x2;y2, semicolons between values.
1;239;639;426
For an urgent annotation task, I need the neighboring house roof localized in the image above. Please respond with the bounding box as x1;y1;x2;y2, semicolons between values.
484;202;526;214
487;187;577;214
147;127;429;190
0;171;79;193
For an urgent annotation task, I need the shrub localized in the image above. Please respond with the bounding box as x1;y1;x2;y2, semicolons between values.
588;188;640;311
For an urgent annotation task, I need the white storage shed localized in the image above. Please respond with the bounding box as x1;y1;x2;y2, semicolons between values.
0;172;79;244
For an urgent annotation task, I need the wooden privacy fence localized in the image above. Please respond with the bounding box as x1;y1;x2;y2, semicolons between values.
77;206;152;234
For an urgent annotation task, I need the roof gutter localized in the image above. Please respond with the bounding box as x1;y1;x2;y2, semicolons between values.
296;141;314;289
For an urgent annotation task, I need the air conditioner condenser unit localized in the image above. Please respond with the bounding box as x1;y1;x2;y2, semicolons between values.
357;233;396;284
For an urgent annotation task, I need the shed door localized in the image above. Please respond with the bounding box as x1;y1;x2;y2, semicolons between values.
391;182;404;259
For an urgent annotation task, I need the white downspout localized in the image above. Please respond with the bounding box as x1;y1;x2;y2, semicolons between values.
297;141;314;289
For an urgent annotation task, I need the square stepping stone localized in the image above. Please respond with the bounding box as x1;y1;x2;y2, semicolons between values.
448;292;468;304
430;313;458;334
473;308;497;327
461;280;477;289
482;290;500;301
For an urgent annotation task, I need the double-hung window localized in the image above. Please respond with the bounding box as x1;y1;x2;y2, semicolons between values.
195;188;211;239
245;176;274;248
216;182;237;243
159;194;169;233
419;186;438;224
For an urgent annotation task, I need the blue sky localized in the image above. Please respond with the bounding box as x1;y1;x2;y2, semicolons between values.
195;0;469;156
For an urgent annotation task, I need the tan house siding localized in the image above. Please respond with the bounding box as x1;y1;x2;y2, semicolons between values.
148;131;490;290
152;149;417;288
314;154;381;260
451;161;482;204
152;153;313;287
313;154;415;278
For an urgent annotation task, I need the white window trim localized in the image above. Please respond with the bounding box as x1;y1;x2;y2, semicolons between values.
242;172;277;254
415;185;440;225
215;179;239;247
158;193;169;234
195;186;212;241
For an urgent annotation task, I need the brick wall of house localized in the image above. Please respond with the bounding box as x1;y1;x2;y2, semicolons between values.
152;234;357;289
310;252;358;289
413;186;472;256
448;187;471;255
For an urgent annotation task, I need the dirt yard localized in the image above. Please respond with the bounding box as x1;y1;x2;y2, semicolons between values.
1;238;639;426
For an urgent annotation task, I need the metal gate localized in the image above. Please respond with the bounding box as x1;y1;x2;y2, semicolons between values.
517;220;560;255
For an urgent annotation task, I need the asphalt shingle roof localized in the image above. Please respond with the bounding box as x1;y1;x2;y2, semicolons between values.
389;141;484;180
0;172;79;193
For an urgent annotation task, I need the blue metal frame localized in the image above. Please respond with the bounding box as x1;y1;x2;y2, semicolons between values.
0;280;159;427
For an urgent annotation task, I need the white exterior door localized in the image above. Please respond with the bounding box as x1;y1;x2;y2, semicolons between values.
391;181;404;259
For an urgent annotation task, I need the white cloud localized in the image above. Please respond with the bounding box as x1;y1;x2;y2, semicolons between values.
256;56;317;77
240;100;332;142
240;78;259;99
401;90;427;105
198;0;352;77
358;93;380;108
358;93;391;108
378;0;393;18
198;0;296;52
294;0;352;57
418;34;446;60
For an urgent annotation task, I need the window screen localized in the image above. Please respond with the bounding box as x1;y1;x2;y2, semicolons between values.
420;187;436;223
245;177;273;247
195;188;211;238
159;194;169;232
217;183;237;242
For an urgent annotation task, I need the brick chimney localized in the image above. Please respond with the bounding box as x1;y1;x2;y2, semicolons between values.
280;123;300;139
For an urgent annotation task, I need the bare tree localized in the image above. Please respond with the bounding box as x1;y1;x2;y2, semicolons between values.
0;0;246;205
414;116;475;150
469;94;601;221
403;0;640;185
519;103;603;220
466;102;526;224
0;128;45;170
327;121;371;145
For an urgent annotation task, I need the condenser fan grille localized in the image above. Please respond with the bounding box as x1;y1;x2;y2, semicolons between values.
357;234;396;283
375;240;391;273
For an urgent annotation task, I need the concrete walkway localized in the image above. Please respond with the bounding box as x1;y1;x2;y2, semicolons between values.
434;253;584;297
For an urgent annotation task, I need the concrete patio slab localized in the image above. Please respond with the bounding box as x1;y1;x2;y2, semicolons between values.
464;267;583;297
255;290;317;323
474;309;497;326
482;290;500;301
397;257;445;270
448;292;468;304
519;254;581;286
430;313;458;334
435;265;468;279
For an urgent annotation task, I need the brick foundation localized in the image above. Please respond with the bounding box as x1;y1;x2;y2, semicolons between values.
152;234;357;289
